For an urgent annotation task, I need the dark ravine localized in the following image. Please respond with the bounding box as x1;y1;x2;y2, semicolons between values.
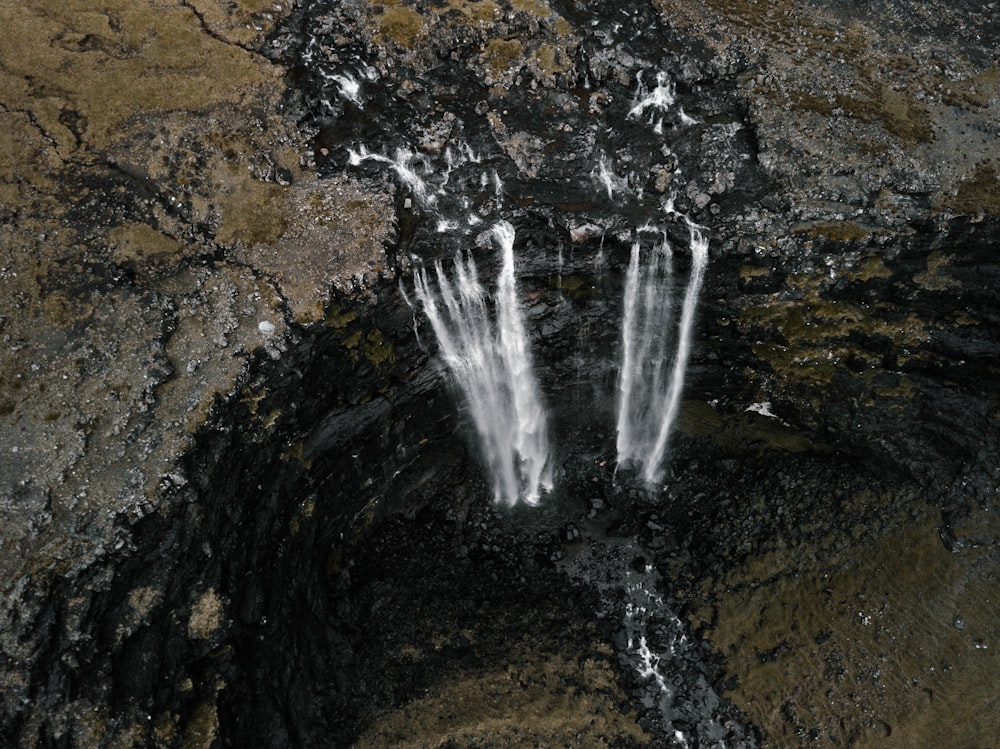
1;0;999;747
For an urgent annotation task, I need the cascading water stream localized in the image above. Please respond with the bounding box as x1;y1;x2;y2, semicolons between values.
335;35;710;494
412;221;552;506
292;3;764;743
616;222;709;484
493;222;553;503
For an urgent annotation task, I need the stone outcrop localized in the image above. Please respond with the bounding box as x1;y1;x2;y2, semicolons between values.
0;1;393;742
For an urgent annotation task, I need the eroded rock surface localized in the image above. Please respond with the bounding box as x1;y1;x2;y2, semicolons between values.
0;0;393;743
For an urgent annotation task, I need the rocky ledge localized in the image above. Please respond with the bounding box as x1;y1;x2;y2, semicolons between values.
1;0;998;747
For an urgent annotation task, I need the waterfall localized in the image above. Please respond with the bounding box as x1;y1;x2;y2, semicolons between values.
616;222;708;484
348;146;436;207
628;70;676;123
593;154;628;200
413;221;552;506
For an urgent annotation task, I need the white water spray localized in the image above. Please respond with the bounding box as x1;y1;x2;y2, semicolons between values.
332;73;361;104
347;139;490;214
593;154;628;200
628;70;700;130
349;146;436;207
413;222;552;505
616;222;708;483
628;71;676;121
624;582;676;717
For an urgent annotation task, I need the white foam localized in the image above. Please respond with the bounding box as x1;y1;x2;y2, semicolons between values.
678;107;700;126
332;73;361;104
348;146;436;207
746;401;778;419
628;70;677;121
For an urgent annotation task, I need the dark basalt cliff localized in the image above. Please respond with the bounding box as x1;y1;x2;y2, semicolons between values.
1;0;998;747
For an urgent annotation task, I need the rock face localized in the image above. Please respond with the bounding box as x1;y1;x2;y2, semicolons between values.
0;0;391;743
1;0;998;747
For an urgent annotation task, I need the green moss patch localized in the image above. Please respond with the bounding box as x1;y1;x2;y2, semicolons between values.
368;0;576;88
942;160;1000;216
373;2;428;46
739;267;932;388
511;0;553;17
324;303;358;330
107;222;185;276
216;177;289;247
363;328;396;369
939;65;1000;110
677;400;819;454
914;251;961;291
794;220;871;242
550;274;600;299
698;516;1000;747
0;1;281;152
355;644;648;748
846;255;892;282
792;78;934;144
483;37;525;81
